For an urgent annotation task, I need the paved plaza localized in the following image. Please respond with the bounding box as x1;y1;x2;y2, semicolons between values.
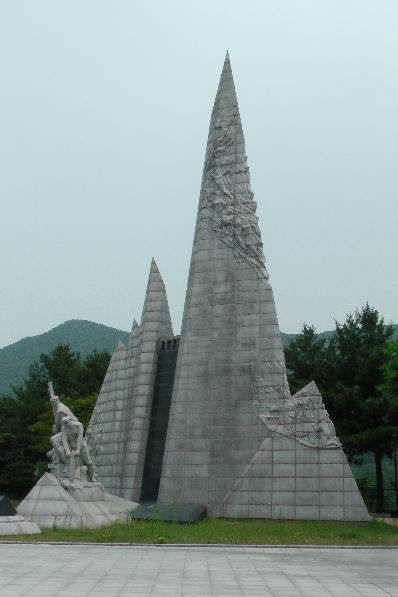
0;544;397;596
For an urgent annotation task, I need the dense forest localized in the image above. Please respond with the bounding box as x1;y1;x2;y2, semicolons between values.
0;304;397;513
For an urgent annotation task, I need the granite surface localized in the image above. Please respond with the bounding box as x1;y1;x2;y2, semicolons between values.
0;544;397;597
158;54;369;521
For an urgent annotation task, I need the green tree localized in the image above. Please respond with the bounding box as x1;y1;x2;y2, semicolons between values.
285;304;395;512
327;305;395;512
284;324;328;394
0;394;34;496
0;345;109;498
378;341;398;512
379;341;398;405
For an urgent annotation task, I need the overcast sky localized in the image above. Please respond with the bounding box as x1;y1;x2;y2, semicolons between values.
1;1;397;348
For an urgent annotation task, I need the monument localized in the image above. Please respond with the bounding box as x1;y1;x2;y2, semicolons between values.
87;54;370;521
17;382;138;528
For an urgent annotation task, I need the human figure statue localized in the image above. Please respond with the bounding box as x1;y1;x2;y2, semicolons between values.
47;381;98;483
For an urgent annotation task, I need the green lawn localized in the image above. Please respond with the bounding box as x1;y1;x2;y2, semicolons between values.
2;518;398;545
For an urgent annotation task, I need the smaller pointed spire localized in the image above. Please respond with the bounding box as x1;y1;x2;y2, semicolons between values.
307;380;320;394
150;257;160;275
127;318;140;348
116;340;126;351
141;258;173;336
292;380;321;398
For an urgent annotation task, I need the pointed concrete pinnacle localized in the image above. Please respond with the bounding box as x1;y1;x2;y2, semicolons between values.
116;340;126;351
292;380;321;398
303;380;321;395
127;318;140;347
140;258;173;336
218;50;234;84
145;258;164;295
158;55;283;513
208;54;241;144
150;257;160;275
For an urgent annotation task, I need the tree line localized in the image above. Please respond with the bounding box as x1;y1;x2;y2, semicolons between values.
0;303;397;512
0;345;110;497
285;304;398;512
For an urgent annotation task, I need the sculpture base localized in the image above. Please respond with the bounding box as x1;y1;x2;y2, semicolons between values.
0;515;41;535
17;473;138;529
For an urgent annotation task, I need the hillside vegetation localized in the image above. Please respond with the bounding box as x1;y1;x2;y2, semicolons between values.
0;319;396;397
0;320;129;395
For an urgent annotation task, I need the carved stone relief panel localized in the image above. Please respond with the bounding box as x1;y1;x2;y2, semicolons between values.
200;110;269;279
253;368;341;449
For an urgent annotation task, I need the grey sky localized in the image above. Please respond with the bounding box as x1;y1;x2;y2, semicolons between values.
1;1;397;348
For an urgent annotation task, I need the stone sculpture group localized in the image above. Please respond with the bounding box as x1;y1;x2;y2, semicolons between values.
47;382;97;484
17;382;138;529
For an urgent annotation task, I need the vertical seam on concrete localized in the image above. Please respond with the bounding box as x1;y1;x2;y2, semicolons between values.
316;407;320;520
119;328;140;497
270;434;274;518
294;405;297;521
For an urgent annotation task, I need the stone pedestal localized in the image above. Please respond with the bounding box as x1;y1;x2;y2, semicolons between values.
17;473;138;529
0;515;40;535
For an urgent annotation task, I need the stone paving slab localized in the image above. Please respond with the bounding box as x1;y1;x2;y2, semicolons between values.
0;544;397;596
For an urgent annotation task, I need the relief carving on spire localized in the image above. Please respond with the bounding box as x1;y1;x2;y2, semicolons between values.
253;365;341;449
200;110;269;279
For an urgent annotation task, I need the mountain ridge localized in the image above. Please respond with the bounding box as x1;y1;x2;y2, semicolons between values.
0;319;396;396
0;319;129;395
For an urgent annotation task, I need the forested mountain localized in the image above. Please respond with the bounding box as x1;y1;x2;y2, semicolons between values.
0;320;129;395
0;319;396;396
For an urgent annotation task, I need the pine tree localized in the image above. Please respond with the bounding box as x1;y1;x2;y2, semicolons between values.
285;305;396;512
0;345;110;497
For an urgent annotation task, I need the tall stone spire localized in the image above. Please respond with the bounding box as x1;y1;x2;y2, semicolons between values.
158;55;369;521
158;54;286;513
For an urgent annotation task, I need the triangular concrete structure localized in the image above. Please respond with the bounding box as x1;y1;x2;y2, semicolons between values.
17;473;138;529
87;259;174;502
157;54;369;521
121;258;174;501
86;339;130;494
217;381;370;520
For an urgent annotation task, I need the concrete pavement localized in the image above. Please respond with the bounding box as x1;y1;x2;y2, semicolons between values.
0;544;397;596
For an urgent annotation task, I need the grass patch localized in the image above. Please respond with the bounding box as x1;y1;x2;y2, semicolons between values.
2;518;398;545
